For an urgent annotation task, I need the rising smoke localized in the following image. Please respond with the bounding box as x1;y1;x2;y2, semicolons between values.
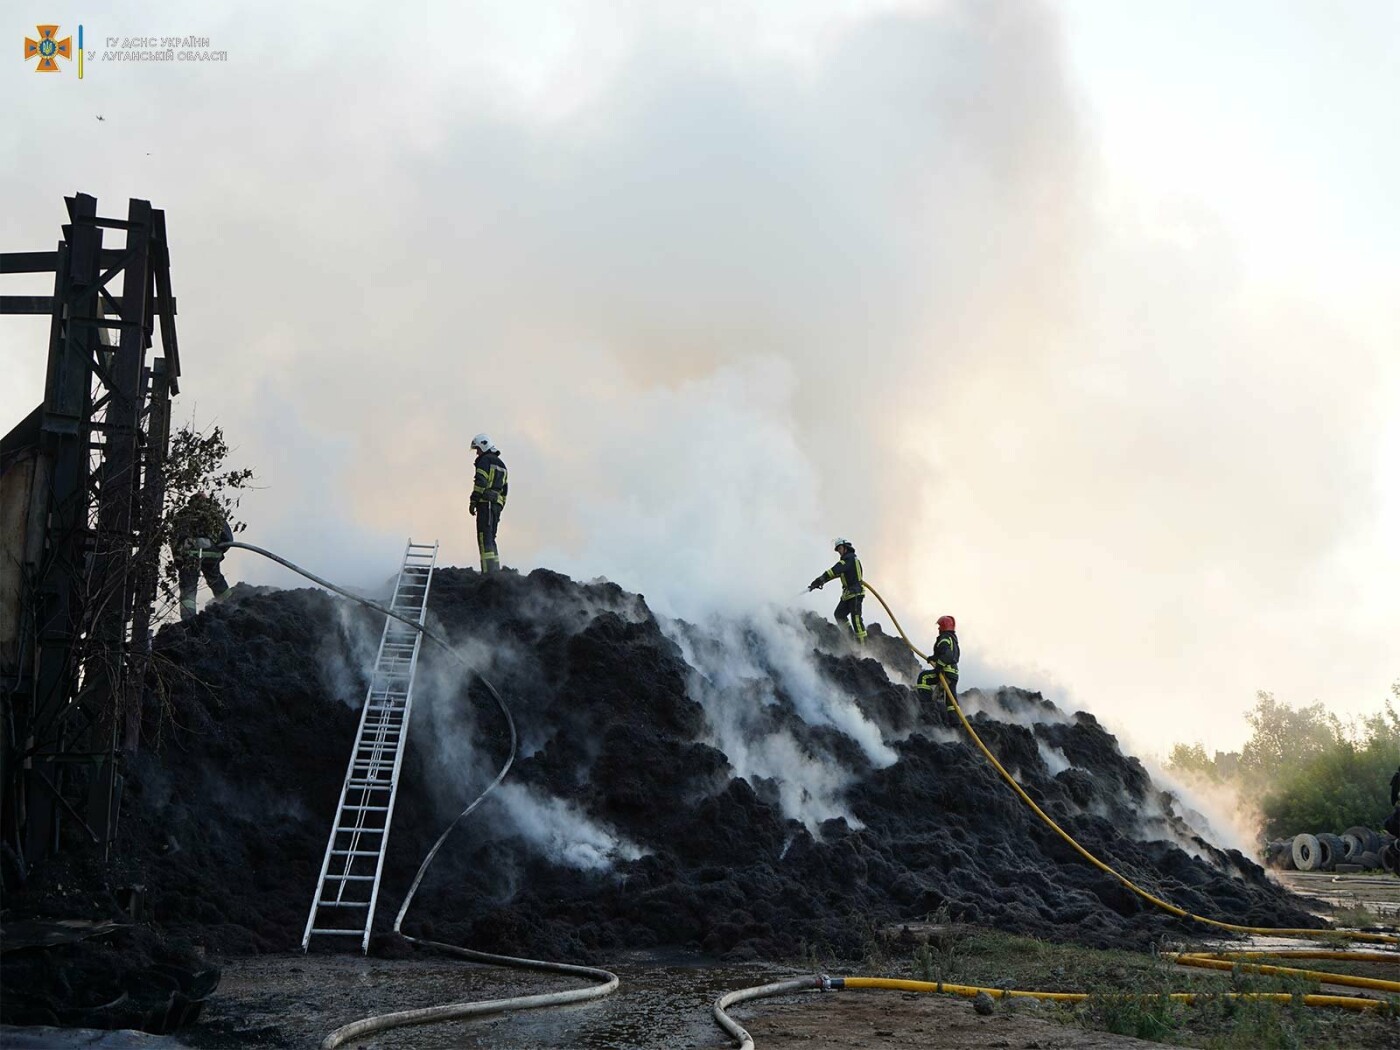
19;0;1388;799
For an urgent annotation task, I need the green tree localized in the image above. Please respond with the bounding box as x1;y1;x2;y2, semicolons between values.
1238;691;1340;787
1166;742;1217;781
1168;687;1400;841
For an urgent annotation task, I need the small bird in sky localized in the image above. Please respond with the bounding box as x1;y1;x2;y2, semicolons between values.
95;115;105;122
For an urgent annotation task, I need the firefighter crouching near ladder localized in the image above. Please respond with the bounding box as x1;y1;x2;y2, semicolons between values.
169;491;232;623
916;615;960;725
469;433;508;572
809;538;867;643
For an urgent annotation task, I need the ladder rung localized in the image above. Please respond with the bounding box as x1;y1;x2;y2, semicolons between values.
318;900;370;908
334;825;385;834
323;873;376;881
311;928;366;936
346;780;392;788
330;849;381;856
341;805;389;812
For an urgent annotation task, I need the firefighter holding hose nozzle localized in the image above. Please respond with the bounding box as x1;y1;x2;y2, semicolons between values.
916;614;960;725
169;490;233;624
809;538;867;644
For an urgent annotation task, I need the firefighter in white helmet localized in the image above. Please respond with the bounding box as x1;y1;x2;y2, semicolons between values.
808;537;866;643
469;433;508;572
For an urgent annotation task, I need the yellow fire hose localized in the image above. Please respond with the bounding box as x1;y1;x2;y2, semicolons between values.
1168;950;1400;993
712;583;1399;1048
861;580;1398;950
837;975;1386;1010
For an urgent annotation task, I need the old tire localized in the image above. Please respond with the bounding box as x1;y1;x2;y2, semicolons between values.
1381;844;1400;875
1340;833;1364;861
1316;833;1346;871
1292;833;1322;871
1356;850;1381;869
1344;826;1381;853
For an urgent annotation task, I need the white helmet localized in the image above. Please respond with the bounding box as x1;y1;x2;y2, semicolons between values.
832;537;852;550
471;433;492;453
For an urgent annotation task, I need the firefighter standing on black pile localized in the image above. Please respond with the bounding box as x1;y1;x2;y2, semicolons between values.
916;615;960;725
469;433;508;572
808;538;866;643
169;490;233;623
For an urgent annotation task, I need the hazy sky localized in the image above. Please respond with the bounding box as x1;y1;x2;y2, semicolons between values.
4;1;1396;755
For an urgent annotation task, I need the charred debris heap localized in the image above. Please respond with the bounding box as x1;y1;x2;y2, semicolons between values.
7;566;1318;979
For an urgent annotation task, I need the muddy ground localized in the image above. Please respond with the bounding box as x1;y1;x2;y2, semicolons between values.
187;949;1167;1050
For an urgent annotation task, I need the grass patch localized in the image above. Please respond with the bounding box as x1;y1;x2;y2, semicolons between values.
864;924;1400;1047
1331;903;1390;927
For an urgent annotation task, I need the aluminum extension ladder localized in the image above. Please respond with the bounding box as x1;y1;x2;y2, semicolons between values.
301;540;439;952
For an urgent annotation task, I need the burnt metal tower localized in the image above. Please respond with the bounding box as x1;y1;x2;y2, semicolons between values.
1;193;181;872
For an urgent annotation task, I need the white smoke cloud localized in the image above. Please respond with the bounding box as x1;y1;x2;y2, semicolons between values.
1141;758;1260;859
494;782;644;872
3;0;1396;760
662;608;896;831
1036;741;1072;777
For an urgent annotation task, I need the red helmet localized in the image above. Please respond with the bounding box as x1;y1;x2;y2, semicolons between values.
937;615;956;631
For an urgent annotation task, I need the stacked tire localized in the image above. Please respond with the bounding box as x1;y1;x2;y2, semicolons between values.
1271;828;1398;873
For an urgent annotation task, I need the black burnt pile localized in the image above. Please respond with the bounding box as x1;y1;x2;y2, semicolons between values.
4;567;1324;981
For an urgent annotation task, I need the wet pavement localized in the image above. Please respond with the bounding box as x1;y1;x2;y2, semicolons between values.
1273;870;1400;921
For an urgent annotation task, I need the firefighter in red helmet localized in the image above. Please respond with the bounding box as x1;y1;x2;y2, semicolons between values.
916;615;959;724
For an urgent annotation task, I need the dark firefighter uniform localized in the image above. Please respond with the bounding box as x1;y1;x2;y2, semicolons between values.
470;447;508;572
916;616;959;724
809;546;866;643
169;493;232;622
